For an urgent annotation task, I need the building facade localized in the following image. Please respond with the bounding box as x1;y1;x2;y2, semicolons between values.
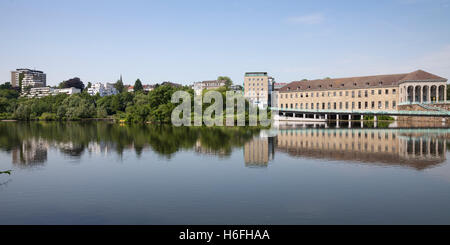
26;86;81;98
87;83;118;97
143;84;156;92
244;72;275;108
277;70;447;112
11;69;46;89
230;84;243;93
193;80;226;95
273;82;287;91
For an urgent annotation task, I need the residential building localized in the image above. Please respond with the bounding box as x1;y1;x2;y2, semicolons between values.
26;86;81;98
277;70;447;112
230;84;243;93
87;82;118;97
57;87;81;95
126;85;134;92
143;84;156;92
193;80;226;95
244;72;275;108
161;81;182;87
11;69;46;89
27;87;55;98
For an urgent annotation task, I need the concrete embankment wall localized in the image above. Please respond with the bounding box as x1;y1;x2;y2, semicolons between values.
397;104;449;127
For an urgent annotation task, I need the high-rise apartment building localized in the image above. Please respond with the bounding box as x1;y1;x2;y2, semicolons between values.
244;72;275;108
11;68;46;90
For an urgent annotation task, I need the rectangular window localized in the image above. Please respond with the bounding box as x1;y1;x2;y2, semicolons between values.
328;102;331;109
371;101;375;108
290;103;293;109
393;101;396;108
339;102;342;109
345;91;349;96
345;102;348;109
333;92;336;96
300;103;303;109
365;101;368;109
311;103;314;109
385;101;389;109
393;89;396;94
352;91;355;98
365;90;368;97
378;90;382;95
385;89;389;95
295;103;298;109
306;103;308;109
339;91;342;96
352;102;355;109
378;101;382;109
322;103;325;109
371;90;374;95
358;91;361;98
358;102;361;109
334;102;336;109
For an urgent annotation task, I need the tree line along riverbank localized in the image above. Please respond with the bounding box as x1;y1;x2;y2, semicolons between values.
0;82;269;125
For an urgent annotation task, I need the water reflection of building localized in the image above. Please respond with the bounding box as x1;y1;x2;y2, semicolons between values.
244;137;275;167
276;129;447;170
88;141;111;156
194;140;230;157
56;142;86;157
11;138;48;167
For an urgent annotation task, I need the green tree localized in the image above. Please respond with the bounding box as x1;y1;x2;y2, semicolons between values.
0;82;12;90
18;73;24;93
59;77;85;91
114;79;124;93
57;95;95;120
218;76;233;88
134;79;143;92
447;86;450;101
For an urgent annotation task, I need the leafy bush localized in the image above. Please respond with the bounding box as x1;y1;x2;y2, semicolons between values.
39;112;58;121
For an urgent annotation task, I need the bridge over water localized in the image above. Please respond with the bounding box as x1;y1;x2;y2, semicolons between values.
270;103;450;119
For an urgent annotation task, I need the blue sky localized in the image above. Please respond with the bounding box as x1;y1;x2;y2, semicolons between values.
1;0;450;86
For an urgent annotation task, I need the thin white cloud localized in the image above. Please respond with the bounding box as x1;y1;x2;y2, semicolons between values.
286;13;325;25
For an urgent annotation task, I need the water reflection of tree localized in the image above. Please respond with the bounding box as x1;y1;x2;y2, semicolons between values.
0;122;260;160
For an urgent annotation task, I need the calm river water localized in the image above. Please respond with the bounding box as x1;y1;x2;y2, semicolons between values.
1;121;450;224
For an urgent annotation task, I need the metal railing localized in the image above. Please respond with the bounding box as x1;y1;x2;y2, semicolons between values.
270;107;450;117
